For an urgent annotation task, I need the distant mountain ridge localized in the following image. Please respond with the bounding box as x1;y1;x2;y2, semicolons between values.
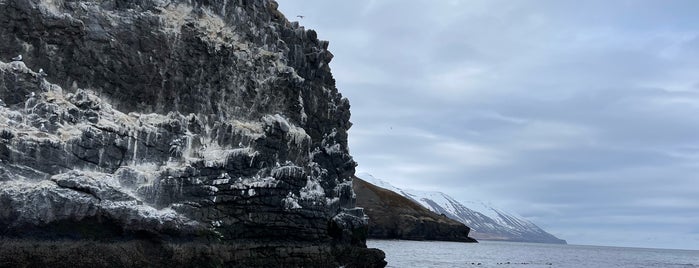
352;177;477;242
357;173;566;244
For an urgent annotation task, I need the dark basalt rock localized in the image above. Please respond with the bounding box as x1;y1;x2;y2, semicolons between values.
353;177;477;243
0;0;385;266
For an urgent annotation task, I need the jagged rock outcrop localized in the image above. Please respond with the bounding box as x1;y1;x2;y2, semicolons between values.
353;177;477;243
0;0;385;266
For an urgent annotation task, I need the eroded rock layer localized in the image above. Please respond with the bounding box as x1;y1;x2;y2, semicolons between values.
0;0;384;266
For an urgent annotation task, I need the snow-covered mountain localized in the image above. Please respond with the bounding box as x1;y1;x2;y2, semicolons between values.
356;173;566;244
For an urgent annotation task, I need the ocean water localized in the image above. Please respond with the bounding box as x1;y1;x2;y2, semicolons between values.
368;240;699;268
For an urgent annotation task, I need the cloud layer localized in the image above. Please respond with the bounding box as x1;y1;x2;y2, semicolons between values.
278;0;699;250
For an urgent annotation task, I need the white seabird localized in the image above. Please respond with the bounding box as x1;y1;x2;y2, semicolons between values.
0;98;5;107
40;123;47;132
11;55;22;61
38;68;47;77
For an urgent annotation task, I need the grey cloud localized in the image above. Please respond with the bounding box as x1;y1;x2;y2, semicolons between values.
278;0;699;250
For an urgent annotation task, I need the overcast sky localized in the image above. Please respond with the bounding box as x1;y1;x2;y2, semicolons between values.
277;0;699;250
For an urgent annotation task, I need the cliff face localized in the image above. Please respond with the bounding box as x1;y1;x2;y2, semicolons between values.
0;0;384;266
353;177;477;243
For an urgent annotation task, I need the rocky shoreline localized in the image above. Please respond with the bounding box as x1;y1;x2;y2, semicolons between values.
0;239;385;267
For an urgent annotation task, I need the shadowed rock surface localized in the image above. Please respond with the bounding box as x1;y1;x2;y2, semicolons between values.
353;177;477;243
0;0;385;266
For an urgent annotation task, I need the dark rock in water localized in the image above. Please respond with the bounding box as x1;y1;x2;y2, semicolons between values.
0;239;385;267
353;177;477;243
0;0;385;266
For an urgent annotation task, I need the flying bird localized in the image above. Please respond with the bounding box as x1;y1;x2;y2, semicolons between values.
296;15;305;19
11;55;22;61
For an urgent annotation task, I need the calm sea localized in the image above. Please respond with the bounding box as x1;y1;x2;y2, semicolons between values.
368;240;699;268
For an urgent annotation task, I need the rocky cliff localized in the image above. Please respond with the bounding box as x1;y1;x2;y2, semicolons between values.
353;177;477;243
0;0;385;266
